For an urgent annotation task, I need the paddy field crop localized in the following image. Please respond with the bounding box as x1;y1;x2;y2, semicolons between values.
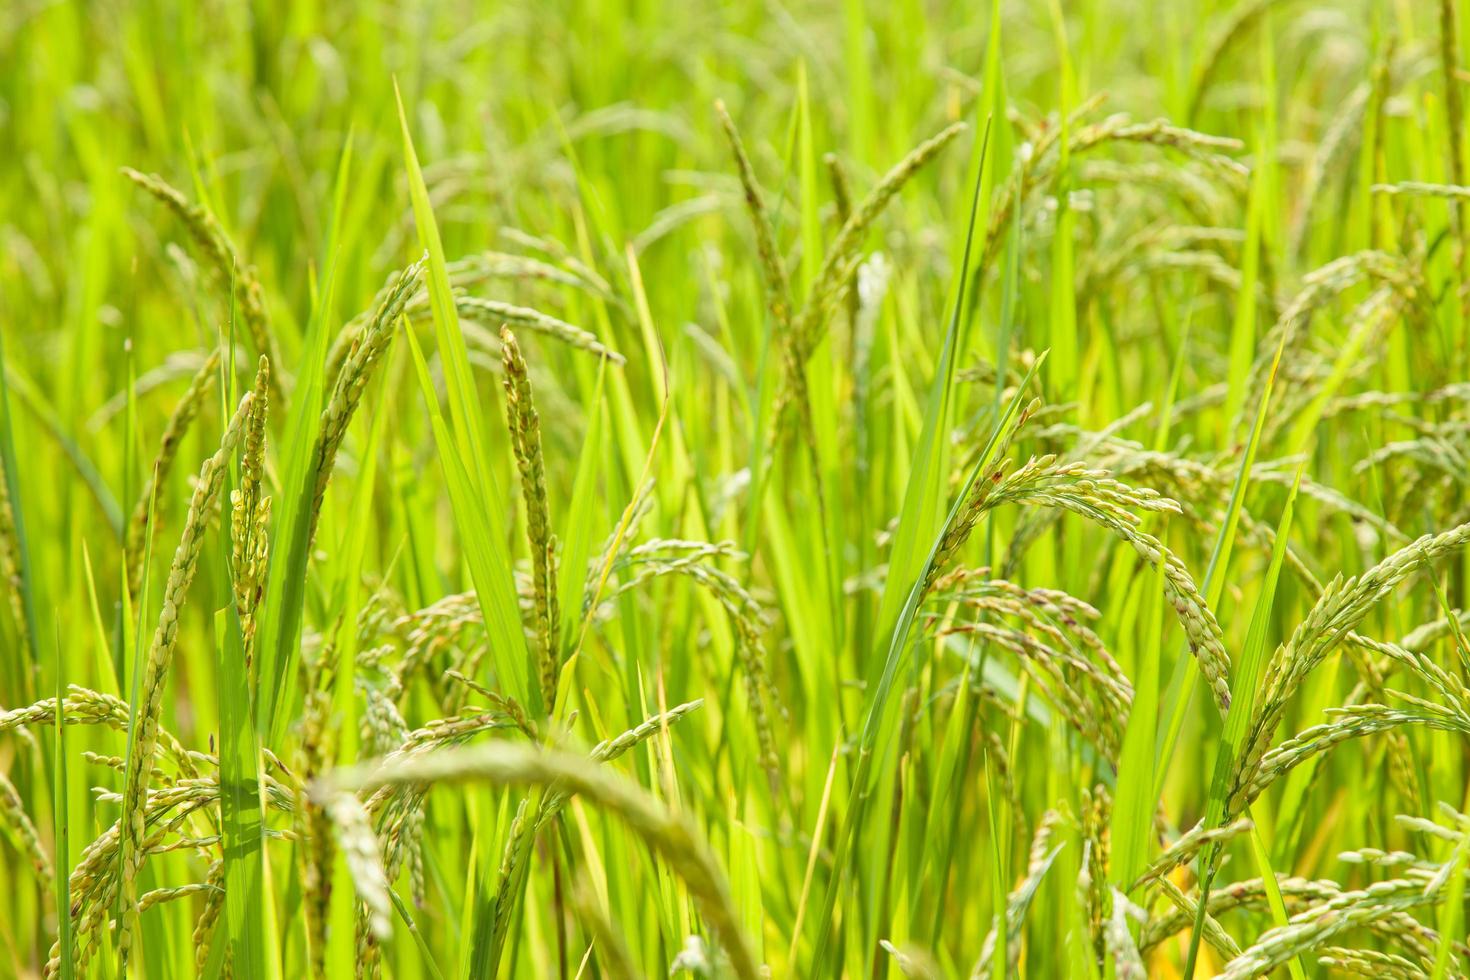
2;0;1470;976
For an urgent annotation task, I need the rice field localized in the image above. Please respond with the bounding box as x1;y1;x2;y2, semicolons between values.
2;0;1470;976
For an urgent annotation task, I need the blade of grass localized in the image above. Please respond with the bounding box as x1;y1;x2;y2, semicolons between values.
811;121;1020;975
256;133;354;742
394;79;536;715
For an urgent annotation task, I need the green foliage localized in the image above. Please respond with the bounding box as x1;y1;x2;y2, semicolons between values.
1;1;1469;978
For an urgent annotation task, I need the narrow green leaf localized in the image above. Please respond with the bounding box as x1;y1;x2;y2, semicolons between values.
257;134;354;742
394;80;536;714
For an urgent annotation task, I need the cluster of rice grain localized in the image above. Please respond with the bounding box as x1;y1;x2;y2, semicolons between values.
500;326;562;709
121;170;280;385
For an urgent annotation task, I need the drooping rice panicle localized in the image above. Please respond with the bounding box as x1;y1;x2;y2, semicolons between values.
1231;521;1470;815
0;686;196;776
124;347;220;599
715;97;828;461
137;876;219;912
0;767;51;883
191;858;227;976
121;169;280;385
582;481;655;617
322;790;392;943
1139;874;1450;962
1187;0;1278;123
714;99;794;333
932;449;1233;714
306;259;423;547
51;768;296;977
457;296;624;363
1130;817;1253;890
322;740;758;980
1216;877;1446;980
1242;703;1469;806
596;542;780;777
1372;181;1470;201
365;700;704;973
1153;875;1244;962
1232;250;1427;438
1439;0;1470;325
789;120;966;370
824;152;862;338
1316;946;1429;979
325;249;618;382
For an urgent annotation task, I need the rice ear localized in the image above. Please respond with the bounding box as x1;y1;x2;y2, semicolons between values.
121;169;280;388
500;325;560;710
124;347;221;599
325;738;758;980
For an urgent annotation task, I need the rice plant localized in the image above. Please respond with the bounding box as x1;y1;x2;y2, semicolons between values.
1;0;1469;977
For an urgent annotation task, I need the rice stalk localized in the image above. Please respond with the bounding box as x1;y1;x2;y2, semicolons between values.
115;390;254;968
